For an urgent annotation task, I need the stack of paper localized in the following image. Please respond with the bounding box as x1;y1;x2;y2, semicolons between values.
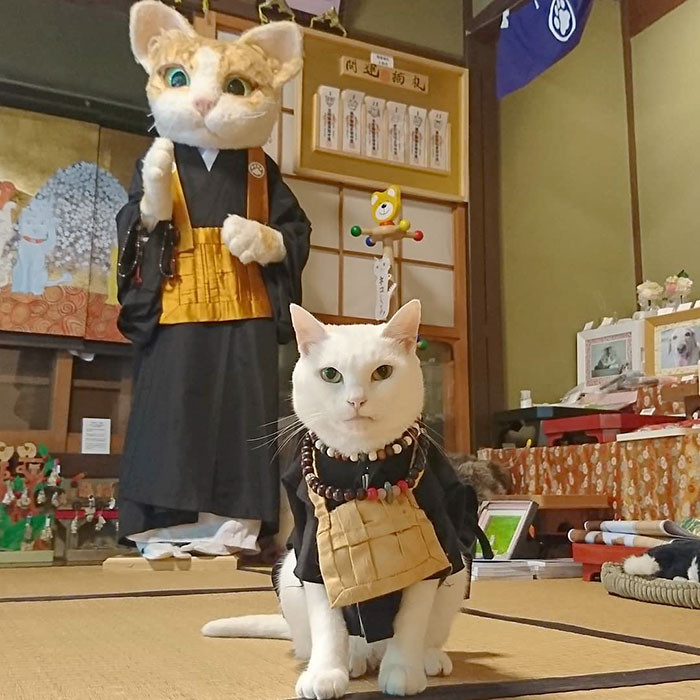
527;559;583;579
471;560;534;581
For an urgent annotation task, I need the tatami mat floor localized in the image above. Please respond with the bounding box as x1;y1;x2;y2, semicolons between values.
2;565;699;700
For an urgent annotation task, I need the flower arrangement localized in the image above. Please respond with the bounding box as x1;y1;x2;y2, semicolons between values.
637;271;694;311
664;271;693;306
636;280;664;310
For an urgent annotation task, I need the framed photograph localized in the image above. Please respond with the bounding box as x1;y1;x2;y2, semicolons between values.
577;320;644;387
476;500;537;560
645;308;700;377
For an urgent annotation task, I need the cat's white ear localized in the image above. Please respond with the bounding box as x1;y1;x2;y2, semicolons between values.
130;0;195;73
290;304;327;355
239;21;303;89
382;299;421;352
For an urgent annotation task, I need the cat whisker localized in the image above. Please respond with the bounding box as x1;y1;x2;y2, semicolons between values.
269;423;308;462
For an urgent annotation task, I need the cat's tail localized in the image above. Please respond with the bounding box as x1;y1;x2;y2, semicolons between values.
201;614;291;639
623;553;660;577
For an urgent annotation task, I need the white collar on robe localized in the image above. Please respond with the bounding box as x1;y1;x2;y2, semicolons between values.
198;147;220;172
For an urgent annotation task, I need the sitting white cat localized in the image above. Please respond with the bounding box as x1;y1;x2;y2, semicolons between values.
203;300;471;698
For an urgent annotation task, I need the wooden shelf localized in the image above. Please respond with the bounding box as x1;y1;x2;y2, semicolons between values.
0;374;51;386
72;379;123;391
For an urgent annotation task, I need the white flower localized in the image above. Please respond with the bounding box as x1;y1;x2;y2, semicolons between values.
665;274;693;299
637;280;663;306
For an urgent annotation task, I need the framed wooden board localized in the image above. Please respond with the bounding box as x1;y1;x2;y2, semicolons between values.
296;28;468;202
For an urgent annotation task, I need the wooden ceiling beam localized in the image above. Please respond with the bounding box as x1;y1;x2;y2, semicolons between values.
625;0;687;37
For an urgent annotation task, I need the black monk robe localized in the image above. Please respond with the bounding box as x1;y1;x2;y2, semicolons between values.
281;438;478;642
116;145;310;540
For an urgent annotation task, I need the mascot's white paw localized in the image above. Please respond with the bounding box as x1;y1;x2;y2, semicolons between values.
379;653;427;696
295;667;349;699
140;137;174;227
222;213;286;265
423;648;452;677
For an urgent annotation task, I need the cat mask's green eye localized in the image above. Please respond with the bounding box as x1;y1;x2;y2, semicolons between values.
372;365;393;381
321;367;342;384
225;76;253;96
165;66;189;88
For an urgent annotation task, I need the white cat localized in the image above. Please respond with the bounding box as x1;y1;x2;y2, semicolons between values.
202;300;468;699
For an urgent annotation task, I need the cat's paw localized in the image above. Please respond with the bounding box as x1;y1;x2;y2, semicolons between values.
378;658;427;696
368;640;388;672
348;637;368;678
222;214;286;266
423;648;452;677
295;667;349;699
141;138;174;226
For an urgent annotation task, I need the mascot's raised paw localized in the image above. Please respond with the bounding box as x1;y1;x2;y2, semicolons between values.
222;213;286;266
140;137;174;227
295;667;349;700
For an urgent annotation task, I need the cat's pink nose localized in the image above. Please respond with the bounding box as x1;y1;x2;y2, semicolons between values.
194;97;215;116
348;398;366;409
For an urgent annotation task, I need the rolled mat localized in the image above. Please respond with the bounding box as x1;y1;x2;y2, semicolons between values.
602;562;700;609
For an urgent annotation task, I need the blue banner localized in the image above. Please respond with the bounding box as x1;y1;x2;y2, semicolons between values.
496;0;593;99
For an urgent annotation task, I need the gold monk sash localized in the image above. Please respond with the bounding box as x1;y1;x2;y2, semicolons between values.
159;147;272;325
307;454;451;609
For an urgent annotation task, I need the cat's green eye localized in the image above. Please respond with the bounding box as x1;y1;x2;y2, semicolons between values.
225;76;253;96
165;66;189;88
321;367;342;384
372;365;393;381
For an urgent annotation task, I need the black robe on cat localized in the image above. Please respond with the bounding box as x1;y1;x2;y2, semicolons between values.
281;438;479;642
116;145;310;540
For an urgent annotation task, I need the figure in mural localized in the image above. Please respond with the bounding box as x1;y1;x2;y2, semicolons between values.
116;2;310;559
11;195;69;296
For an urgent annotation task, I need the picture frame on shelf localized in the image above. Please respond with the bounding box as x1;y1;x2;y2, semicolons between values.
476;500;537;560
577;320;644;387
645;308;700;377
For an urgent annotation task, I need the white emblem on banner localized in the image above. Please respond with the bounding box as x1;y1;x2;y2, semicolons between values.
549;0;576;42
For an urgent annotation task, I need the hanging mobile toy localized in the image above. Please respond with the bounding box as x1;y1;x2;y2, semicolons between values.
349;185;427;349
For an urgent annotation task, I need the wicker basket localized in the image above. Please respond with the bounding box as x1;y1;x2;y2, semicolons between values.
601;562;700;609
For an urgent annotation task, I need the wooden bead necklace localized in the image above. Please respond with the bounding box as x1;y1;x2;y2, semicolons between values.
301;427;424;504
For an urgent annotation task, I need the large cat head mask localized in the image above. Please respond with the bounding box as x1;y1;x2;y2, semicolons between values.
129;0;302;150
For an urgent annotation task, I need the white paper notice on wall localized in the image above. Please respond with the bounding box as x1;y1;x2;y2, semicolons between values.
364;96;386;159
341;89;364;155
386;101;407;164
82;418;111;455
373;256;396;321
408;105;427;167
317;85;340;150
371;52;394;68
428;109;449;170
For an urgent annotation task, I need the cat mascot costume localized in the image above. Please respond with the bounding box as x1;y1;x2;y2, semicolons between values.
116;1;310;557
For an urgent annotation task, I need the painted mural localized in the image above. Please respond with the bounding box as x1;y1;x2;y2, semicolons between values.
0;107;148;342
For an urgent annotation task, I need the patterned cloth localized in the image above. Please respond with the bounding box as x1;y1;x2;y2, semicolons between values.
635;385;684;416
480;433;700;522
